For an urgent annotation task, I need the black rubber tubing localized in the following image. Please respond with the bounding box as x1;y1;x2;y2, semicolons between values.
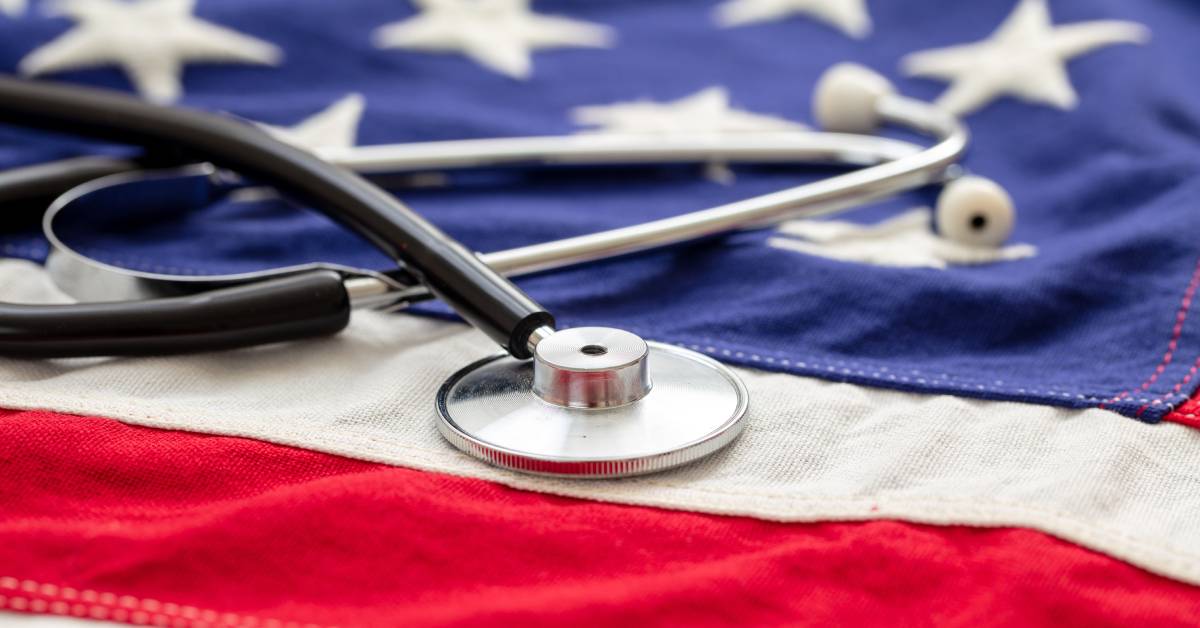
0;77;553;358
0;270;350;357
0;155;143;207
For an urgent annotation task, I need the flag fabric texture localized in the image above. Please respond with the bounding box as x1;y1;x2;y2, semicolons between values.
2;0;1200;625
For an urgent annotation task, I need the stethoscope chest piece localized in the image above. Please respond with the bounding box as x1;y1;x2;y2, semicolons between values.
436;327;749;478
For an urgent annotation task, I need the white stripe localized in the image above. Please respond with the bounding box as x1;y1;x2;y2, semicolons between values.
3;260;1200;585
0;613;113;627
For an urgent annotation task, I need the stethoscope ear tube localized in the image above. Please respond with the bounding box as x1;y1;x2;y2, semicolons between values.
0;77;552;358
0;270;350;357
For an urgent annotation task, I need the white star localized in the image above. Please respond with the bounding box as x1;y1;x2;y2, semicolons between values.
2;0;25;17
372;0;613;80
714;0;870;39
572;87;806;182
227;95;366;203
260;93;366;151
901;0;1149;115
573;86;805;136
18;0;283;103
241;95;448;194
768;209;1036;269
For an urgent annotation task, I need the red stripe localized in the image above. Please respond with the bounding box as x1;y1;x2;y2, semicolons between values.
1166;389;1200;427
1;409;1198;627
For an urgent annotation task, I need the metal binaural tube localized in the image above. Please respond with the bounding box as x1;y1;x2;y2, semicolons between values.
338;92;968;310
0;134;924;210
317;132;923;173
478;93;967;277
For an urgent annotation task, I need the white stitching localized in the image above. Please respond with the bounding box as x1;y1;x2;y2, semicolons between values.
664;338;1175;405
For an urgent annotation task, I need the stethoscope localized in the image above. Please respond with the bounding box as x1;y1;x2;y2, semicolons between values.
0;63;1017;477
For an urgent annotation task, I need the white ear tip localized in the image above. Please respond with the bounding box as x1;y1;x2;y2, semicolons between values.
935;176;1016;248
813;63;895;133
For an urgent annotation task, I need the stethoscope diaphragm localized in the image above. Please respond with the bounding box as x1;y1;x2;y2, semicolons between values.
436;327;749;478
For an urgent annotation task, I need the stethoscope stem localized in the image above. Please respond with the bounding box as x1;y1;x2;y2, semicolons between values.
525;324;557;353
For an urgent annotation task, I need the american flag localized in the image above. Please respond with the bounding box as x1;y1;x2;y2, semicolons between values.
2;0;1200;625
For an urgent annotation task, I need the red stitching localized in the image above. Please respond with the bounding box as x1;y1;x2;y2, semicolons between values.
1137;355;1200;416
1100;256;1200;410
0;576;326;628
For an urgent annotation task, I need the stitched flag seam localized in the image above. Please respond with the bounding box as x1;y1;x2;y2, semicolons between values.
0;576;326;628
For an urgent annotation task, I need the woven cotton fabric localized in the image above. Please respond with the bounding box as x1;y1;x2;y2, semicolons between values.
2;260;1200;585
